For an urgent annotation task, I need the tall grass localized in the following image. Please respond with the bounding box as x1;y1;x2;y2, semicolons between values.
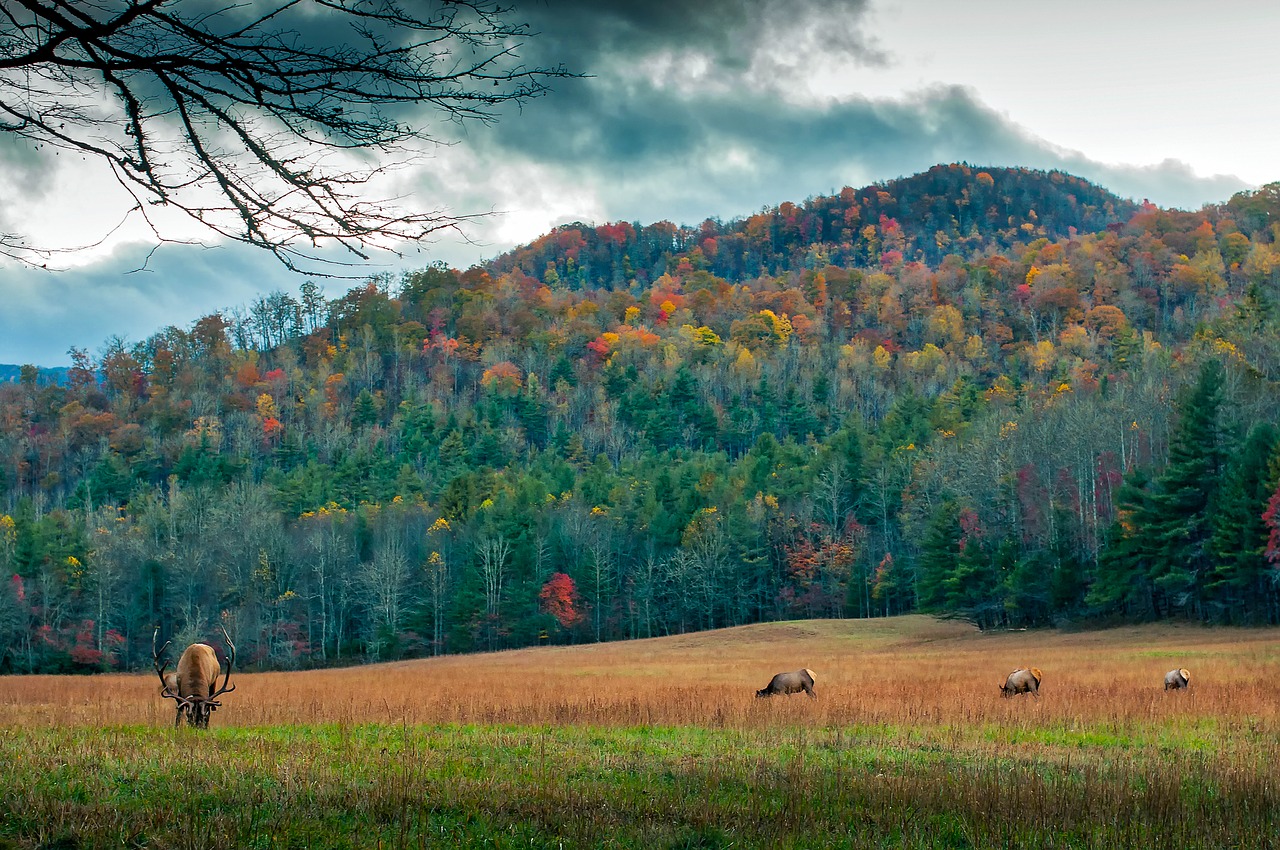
2;616;1278;848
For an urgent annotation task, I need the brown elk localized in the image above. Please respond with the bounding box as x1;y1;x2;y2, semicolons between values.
1164;668;1191;690
1000;667;1042;698
153;626;236;728
756;668;817;699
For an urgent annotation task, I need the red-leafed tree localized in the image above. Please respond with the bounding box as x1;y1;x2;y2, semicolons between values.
1262;481;1280;565
539;572;584;630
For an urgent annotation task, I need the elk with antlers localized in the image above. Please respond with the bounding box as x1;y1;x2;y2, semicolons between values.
153;626;236;728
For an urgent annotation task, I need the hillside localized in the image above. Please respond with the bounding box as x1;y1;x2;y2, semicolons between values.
1;165;1280;674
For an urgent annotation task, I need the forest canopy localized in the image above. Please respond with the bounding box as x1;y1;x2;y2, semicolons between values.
3;164;1280;673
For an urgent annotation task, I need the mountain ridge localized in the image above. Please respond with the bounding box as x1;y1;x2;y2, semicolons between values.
488;164;1142;289
0;363;68;382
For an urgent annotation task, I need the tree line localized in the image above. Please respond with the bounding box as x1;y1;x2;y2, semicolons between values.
3;166;1280;672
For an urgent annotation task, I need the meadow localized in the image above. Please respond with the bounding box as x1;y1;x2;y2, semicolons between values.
2;616;1279;848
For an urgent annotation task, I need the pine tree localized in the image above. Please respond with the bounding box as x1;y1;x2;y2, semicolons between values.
1007;545;1053;627
916;499;960;612
351;389;378;428
1048;511;1089;617
1144;358;1226;618
1088;469;1160;619
1205;422;1280;623
943;525;1004;629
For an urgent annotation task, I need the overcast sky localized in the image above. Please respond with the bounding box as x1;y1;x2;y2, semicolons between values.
2;0;1276;366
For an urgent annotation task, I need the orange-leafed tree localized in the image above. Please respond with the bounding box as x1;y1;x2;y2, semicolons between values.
539;572;584;630
480;361;524;396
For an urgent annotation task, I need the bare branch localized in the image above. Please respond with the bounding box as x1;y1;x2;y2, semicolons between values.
0;0;572;274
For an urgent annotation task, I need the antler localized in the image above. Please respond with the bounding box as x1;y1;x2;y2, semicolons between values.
208;624;236;701
152;626;180;701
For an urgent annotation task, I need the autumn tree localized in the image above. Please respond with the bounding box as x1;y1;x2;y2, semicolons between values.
538;572;583;634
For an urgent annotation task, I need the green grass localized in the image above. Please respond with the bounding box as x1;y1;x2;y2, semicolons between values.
2;723;1277;849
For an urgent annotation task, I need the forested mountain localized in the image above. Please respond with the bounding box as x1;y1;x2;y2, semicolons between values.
3;164;1280;674
493;164;1139;288
0;365;68;385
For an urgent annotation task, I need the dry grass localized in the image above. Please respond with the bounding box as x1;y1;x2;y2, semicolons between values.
3;615;1276;733
4;616;1280;848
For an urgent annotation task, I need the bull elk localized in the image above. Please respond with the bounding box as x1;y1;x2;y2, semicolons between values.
756;668;817;699
1164;668;1191;690
1000;667;1042;698
153;626;236;728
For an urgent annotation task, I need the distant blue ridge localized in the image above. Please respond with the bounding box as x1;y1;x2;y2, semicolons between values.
0;364;70;385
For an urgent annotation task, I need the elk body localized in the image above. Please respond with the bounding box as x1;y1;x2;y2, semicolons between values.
1000;667;1042;698
756;668;817;699
153;627;236;728
1164;668;1191;690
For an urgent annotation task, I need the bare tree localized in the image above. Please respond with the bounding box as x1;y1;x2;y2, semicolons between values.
0;1;568;271
812;462;848;538
423;548;449;656
587;521;614;642
299;506;356;662
359;537;408;659
475;534;508;650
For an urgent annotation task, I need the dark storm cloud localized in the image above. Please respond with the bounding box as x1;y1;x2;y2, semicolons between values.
455;0;1247;233
514;0;887;72
485;0;890;165
469;69;1246;233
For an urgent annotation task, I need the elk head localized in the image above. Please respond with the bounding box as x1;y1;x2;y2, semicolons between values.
153;626;236;728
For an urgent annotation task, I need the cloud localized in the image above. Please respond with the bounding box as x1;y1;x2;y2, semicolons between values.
0;242;304;366
519;0;888;79
448;0;1248;238
463;76;1247;237
1060;157;1249;211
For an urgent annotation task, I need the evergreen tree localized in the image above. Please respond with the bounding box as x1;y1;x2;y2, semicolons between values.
1006;543;1053;627
1144;358;1226;618
812;419;866;525
1048;512;1089;618
916;499;961;612
880;388;935;453
1087;469;1161;619
1205;422;1280;623
351;389;378;428
943;524;1004;629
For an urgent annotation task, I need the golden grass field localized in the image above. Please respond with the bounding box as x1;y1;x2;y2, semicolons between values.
3;614;1277;731
4;616;1280;849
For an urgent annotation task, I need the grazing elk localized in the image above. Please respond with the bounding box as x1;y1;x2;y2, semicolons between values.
1164;668;1191;691
1000;667;1042;699
756;668;817;699
153;626;236;728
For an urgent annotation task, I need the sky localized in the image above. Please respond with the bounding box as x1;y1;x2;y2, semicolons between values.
1;0;1277;366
